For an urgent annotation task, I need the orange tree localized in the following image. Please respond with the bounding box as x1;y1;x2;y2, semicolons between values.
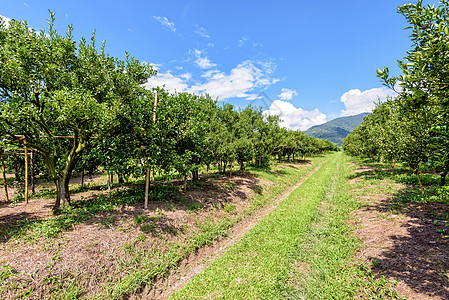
0;13;155;211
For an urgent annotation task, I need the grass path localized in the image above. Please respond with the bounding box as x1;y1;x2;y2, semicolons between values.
158;154;332;299
170;152;340;299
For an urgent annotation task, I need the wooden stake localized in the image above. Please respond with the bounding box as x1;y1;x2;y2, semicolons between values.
144;165;150;209
24;138;28;203
1;156;9;202
153;91;158;124
30;150;35;195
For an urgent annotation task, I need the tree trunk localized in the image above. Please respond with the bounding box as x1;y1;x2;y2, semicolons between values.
52;134;86;212
441;171;447;186
416;170;424;195
54;174;72;213
240;161;245;171
183;175;187;192
107;169;111;194
81;168;85;188
191;169;199;181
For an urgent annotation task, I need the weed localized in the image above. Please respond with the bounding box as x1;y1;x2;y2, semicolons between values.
154;208;165;217
134;214;147;225
99;215;115;228
254;186;263;195
0;264;17;282
140;223;156;232
186;202;203;213
223;203;236;214
164;226;178;235
136;233;146;242
223;181;235;190
123;242;134;253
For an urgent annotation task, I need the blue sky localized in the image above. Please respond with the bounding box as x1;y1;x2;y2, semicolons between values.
1;0;438;130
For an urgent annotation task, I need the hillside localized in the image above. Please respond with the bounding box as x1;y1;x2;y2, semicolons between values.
305;112;369;147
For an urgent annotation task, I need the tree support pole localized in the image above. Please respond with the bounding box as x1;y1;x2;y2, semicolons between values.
144;165;150;209
30;150;35;195
24;138;29;203
1;156;9;202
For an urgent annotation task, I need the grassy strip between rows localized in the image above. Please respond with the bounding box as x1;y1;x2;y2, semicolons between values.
284;153;401;299
99;155;332;299
170;152;339;299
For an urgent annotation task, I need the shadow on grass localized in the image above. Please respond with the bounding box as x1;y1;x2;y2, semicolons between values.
352;160;449;298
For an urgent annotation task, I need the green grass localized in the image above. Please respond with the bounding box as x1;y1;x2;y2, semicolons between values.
0;154;335;299
170;153;339;299
285;153;400;299
100;155;334;299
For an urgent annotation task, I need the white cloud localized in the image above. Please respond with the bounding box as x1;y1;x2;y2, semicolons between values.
195;56;216;69
153;16;176;33
194;25;210;38
143;72;188;93
238;36;262;48
340;87;396;116
278;88;298;100
264;100;327;131
190;60;278;100
191;49;216;69
0;14;11;28
143;60;278;101
238;36;248;47
179;73;192;80
142;61;161;71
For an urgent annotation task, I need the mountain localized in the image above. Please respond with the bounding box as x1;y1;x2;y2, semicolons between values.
304;112;369;147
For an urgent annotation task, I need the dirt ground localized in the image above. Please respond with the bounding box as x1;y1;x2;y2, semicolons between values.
350;165;449;300
0;171;264;298
0;162;317;299
3;160;448;299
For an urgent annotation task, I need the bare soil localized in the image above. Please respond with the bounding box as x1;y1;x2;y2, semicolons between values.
0;162;314;299
350;164;449;300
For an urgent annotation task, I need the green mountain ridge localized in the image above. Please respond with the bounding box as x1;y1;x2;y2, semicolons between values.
305;112;369;147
